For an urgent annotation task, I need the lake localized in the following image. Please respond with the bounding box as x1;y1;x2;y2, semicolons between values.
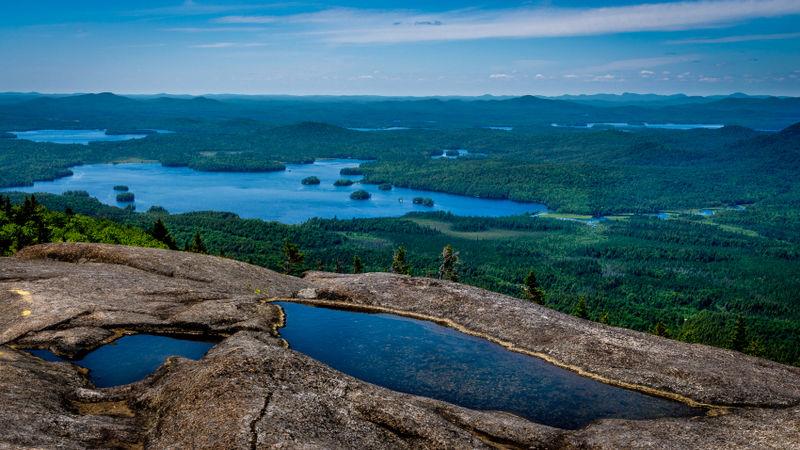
276;302;702;429
11;129;148;144
551;122;724;130
28;334;216;388
3;159;544;223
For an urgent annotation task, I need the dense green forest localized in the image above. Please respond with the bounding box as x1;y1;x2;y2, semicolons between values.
0;194;163;255
8;192;799;367
2;119;798;215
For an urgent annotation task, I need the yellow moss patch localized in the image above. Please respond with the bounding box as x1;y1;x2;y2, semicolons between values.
72;400;136;418
21;310;32;317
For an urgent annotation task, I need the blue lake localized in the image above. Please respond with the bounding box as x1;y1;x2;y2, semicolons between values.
11;129;148;144
4;159;544;223
277;302;702;429
551;122;724;130
28;334;216;387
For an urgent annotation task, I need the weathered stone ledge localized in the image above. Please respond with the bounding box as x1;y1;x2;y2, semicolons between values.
1;243;798;449
301;271;800;408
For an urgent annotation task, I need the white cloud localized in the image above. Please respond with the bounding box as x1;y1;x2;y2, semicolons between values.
489;73;512;79
233;0;800;44
189;42;268;48
214;15;279;24
579;55;698;73
165;26;270;33
668;31;800;44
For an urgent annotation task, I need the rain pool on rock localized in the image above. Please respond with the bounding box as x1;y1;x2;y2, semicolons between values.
276;302;702;430
28;334;217;388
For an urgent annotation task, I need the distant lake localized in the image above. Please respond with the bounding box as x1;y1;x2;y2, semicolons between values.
4;159;543;223
347;127;411;131
550;123;724;130
11;129;149;144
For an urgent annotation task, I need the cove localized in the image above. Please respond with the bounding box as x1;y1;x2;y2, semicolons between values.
11;129;148;144
3;159;544;224
28;334;216;388
276;302;702;430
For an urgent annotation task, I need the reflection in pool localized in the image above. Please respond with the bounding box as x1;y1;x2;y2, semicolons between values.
28;334;216;387
276;302;702;429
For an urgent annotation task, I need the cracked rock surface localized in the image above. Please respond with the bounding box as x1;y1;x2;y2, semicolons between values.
2;243;799;449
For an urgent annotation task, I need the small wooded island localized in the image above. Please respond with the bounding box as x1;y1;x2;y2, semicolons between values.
340;167;363;175
413;197;434;207
116;192;135;202
301;176;321;185
350;189;371;200
334;179;354;187
113;185;129;192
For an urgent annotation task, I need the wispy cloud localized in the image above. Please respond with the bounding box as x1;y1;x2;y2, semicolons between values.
132;1;300;17
213;0;800;44
189;42;268;48
579;55;700;73
165;26;271;33
668;31;800;44
213;15;279;24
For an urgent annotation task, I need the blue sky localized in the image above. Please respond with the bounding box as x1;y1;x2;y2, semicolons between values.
2;0;799;96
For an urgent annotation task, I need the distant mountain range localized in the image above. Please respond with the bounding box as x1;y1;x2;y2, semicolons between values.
0;92;797;130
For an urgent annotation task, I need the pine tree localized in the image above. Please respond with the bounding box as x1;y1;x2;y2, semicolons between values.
282;239;304;275
653;322;668;337
745;337;766;357
334;259;343;273
150;219;177;249
391;246;411;275
0;195;11;216
352;255;364;274
572;296;588;319
438;244;459;281
186;232;207;254
731;316;748;351
523;270;545;304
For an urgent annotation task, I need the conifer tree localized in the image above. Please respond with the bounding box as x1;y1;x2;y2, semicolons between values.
352;255;364;274
438;244;459;281
523;270;545;304
282;239;304;275
150;219;177;249
186;232;207;254
731;316;748;351
391;246;411;275
572;296;588;319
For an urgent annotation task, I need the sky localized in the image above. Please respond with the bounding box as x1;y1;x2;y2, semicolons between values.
1;0;799;96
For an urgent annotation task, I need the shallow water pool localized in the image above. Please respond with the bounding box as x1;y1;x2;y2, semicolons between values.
28;334;216;387
276;301;702;429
